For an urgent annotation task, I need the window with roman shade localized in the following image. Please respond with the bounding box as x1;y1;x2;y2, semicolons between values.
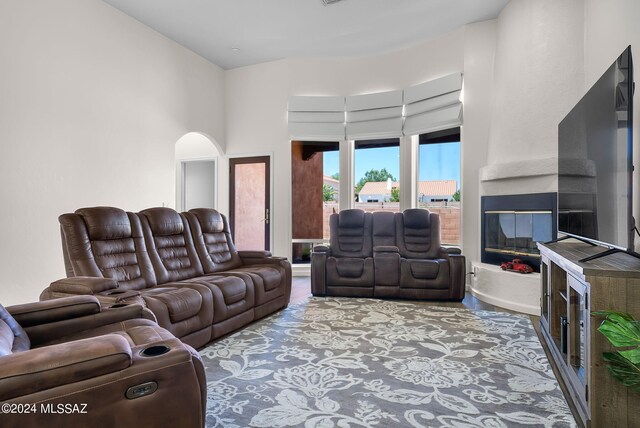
287;72;463;139
287;96;345;141
345;90;403;140
403;72;463;136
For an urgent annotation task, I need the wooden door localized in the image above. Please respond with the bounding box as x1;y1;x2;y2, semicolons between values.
229;156;270;251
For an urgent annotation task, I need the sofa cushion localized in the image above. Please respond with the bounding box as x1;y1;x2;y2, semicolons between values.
59;208;156;290
138;209;204;283
142;207;185;237
335;258;365;278
338;209;365;228
185;209;243;273
227;266;282;291
372;211;396;247
396;209;441;259
0;305;30;355
154;288;203;323
403;208;431;229
0;320;14;356
76;207;131;240
217;278;247;305
408;259;441;279
330;209;373;258
194;209;225;233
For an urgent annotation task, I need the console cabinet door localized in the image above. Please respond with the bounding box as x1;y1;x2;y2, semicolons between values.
567;274;589;402
540;256;550;330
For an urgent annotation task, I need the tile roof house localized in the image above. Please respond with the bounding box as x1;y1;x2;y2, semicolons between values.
358;180;457;202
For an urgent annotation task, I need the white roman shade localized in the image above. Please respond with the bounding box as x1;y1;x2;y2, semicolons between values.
403;72;463;136
287;73;463;141
288;96;345;140
345;90;403;140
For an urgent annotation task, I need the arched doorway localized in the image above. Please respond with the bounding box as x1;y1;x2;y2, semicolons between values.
175;132;222;211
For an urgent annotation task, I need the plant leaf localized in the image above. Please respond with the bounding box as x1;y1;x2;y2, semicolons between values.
619;347;640;365
598;317;640;348
603;352;640;393
593;310;635;321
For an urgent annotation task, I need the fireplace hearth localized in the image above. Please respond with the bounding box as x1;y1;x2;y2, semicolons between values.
481;193;557;272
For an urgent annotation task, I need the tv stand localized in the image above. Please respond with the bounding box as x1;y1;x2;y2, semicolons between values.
537;241;640;427
579;247;640;263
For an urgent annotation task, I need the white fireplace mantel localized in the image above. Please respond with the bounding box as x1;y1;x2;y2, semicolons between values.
479;157;558;196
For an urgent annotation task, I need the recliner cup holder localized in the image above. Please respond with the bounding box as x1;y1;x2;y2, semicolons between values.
141;345;170;357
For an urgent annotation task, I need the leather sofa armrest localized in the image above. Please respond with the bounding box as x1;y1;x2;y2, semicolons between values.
440;246;462;256
48;276;119;295
238;250;272;258
0;334;132;401
21;305;155;347
8;296;101;327
311;251;328;296
312;245;330;254
445;252;466;300
238;251;289;268
373;247;400;287
374;246;399;254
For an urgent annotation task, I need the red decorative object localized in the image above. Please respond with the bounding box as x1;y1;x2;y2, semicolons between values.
500;258;534;274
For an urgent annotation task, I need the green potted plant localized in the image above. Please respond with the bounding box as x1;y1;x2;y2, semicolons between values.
594;311;640;392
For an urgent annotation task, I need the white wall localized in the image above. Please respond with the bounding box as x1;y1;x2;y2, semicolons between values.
487;0;585;167
225;30;466;259
0;0;225;305
461;20;497;266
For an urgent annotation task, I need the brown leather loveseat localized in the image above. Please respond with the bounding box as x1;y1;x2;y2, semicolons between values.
40;207;291;349
311;208;465;300
0;296;205;428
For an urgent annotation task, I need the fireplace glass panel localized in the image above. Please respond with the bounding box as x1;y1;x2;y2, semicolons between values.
485;211;552;257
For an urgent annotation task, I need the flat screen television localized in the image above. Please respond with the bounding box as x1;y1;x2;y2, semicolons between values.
558;46;634;254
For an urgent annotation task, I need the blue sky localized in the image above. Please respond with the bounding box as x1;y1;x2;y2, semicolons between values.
323;142;460;188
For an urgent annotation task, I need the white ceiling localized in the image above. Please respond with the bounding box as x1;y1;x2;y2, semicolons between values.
102;0;509;70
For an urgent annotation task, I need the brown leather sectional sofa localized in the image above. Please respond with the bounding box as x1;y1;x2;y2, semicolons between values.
40;207;291;349
0;296;205;428
311;208;466;300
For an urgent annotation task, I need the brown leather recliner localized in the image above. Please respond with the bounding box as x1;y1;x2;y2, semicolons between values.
312;208;465;300
42;207;215;349
0;296;206;428
41;206;292;348
312;209;374;297
184;208;292;322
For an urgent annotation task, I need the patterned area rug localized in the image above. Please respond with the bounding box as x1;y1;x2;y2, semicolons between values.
200;298;576;427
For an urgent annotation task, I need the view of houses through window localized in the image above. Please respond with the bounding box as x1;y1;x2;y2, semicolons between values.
353;139;401;215
418;128;461;245
291;129;461;264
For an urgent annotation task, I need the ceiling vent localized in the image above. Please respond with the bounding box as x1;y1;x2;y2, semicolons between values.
321;0;345;5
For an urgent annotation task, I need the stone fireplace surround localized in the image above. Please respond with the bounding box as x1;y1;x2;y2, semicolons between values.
470;157;559;315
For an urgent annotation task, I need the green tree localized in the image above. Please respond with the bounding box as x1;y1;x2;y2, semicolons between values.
452;189;461;202
323;184;336;202
356;168;396;193
390;187;400;202
331;172;340;180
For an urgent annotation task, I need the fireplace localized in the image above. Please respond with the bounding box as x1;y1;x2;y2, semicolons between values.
481;193;557;272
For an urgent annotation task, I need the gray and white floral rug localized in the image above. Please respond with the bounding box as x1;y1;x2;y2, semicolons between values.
200;297;576;428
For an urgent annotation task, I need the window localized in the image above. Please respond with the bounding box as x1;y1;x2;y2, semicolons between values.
291;141;339;264
418;128;461;245
354;138;400;213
